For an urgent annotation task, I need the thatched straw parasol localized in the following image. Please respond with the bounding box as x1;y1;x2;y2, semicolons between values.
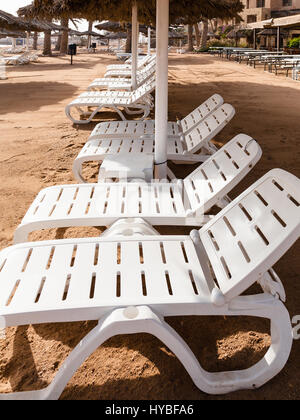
105;31;127;40
80;30;104;37
31;0;244;25
96;21;150;35
0;10;30;32
0;28;27;38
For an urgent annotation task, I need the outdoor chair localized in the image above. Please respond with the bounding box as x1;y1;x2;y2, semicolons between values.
87;94;224;140
14;134;261;243
72;103;235;182
0;169;299;400
65;75;156;124
105;54;156;77
87;60;156;92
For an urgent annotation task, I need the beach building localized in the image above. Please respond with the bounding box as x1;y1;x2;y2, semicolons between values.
241;0;300;23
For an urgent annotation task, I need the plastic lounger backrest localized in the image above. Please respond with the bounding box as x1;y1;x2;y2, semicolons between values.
139;60;156;76
184;104;235;154
131;75;156;102
137;62;156;85
183;134;262;215
138;55;152;67
180;94;224;135
200;169;300;302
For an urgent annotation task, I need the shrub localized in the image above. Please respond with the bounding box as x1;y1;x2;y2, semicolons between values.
287;37;300;48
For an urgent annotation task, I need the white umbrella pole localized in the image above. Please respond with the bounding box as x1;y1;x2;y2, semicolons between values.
154;0;169;180
131;1;138;90
148;26;151;55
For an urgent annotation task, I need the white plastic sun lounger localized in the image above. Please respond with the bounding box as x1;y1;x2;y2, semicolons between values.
0;169;299;400
105;55;156;77
88;94;224;140
2;55;22;65
14;135;261;243
73;103;235;182
65;75;155;124
87;61;156;92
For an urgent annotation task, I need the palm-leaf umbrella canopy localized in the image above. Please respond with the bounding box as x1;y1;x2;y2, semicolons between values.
95;21;124;32
18;5;69;31
80;30;104;37
0;28;27;38
0;9;33;31
30;0;244;24
104;31;128;40
96;21;150;35
0;9;65;33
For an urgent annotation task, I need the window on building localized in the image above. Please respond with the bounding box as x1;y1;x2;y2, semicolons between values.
282;0;292;6
257;0;265;7
247;15;258;23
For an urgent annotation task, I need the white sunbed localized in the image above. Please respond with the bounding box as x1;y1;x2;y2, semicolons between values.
0;169;299;400
14;135;261;243
2;55;22;65
65;75;156;124
105;54;155;76
87;60;156;92
87;93;224;140
73;103;235;182
2;52;39;66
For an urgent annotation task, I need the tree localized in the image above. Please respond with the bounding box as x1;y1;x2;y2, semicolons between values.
187;24;193;52
60;17;69;54
125;26;132;53
33;31;38;49
43;29;52;56
87;20;93;48
200;19;209;49
55;33;61;50
194;23;200;48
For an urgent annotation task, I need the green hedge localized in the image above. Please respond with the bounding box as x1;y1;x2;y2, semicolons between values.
287;37;300;48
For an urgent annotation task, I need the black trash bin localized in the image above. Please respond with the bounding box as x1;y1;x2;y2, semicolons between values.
68;44;77;56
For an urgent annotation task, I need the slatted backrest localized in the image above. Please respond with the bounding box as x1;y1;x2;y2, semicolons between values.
183;134;262;215
131;74;156;102
137;61;156;85
199;169;300;302
184;104;235;153
180;94;224;135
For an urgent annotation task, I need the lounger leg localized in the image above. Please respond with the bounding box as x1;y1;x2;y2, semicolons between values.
0;298;292;399
72;158;93;183
65;105;104;125
0;306;200;400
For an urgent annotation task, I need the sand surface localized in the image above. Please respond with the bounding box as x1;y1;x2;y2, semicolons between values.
0;50;299;400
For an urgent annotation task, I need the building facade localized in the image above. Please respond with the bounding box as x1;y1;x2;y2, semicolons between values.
241;0;300;23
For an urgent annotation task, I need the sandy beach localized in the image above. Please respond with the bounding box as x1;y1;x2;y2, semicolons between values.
0;50;299;400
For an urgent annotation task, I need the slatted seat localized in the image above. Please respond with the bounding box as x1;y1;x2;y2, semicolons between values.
65;75;156;124
88;61;156;92
73;103;235;182
88;94;224;140
105;54;155;76
0;236;212;322
14;135;261;243
0;169;299;399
